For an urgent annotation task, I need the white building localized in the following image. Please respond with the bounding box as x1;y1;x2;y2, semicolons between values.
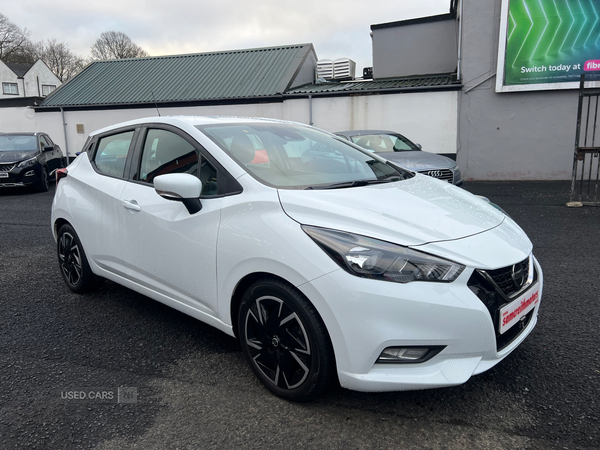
0;60;61;99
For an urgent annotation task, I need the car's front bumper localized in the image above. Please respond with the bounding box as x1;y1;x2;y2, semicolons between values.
0;166;41;187
299;257;542;392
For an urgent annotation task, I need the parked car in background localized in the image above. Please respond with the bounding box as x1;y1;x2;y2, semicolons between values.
52;116;541;401
335;129;463;186
0;132;64;191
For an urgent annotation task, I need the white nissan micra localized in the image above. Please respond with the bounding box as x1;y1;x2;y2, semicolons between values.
51;116;543;401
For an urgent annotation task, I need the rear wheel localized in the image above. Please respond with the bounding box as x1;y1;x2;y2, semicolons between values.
57;224;101;293
238;278;335;402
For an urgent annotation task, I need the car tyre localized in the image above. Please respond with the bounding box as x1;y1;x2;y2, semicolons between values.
238;278;335;402
38;166;49;192
57;224;102;293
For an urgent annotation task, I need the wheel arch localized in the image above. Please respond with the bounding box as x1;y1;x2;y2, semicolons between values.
53;217;71;241
230;272;288;338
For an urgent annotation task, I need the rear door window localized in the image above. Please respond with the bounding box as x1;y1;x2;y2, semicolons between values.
93;131;135;178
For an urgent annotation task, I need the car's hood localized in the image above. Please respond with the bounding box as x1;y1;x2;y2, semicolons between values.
375;151;456;171
278;175;506;247
0;151;36;163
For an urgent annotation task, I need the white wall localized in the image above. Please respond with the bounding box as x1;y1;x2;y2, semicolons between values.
0;90;457;158
308;92;458;155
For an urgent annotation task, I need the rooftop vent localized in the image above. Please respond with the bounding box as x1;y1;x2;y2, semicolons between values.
316;59;334;80
316;58;356;81
333;58;356;81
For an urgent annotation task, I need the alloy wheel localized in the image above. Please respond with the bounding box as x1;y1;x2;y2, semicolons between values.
244;295;312;390
58;231;82;287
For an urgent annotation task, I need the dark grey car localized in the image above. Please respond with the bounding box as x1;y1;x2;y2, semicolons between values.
0;132;64;192
335;130;463;186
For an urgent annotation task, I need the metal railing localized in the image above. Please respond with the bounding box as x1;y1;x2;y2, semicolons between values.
570;73;600;206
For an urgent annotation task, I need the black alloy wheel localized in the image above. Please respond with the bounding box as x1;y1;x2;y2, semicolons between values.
57;224;101;293
238;279;335;402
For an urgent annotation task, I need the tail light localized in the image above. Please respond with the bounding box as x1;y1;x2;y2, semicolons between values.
56;168;68;185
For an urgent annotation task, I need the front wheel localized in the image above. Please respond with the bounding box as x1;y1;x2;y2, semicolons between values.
238;279;335;402
38;166;49;192
57;224;102;293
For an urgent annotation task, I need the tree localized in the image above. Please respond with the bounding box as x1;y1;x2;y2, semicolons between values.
90;31;148;60
0;13;33;63
34;39;87;82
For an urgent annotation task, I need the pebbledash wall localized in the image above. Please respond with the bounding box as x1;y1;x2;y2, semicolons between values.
457;0;578;180
0;90;458;160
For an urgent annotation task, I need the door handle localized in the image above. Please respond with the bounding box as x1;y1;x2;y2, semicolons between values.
122;199;142;212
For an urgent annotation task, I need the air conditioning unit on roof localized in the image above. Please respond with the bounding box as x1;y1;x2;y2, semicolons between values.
316;58;356;81
333;58;356;81
316;59;334;80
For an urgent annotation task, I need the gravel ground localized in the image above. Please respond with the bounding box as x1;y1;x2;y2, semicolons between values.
0;180;598;450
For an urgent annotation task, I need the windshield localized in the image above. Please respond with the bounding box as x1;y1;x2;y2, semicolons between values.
198;123;411;189
351;134;419;153
0;135;37;152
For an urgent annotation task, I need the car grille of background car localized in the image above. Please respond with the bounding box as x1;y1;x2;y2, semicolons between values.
420;169;453;183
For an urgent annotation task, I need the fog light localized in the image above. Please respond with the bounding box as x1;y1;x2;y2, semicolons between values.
25;170;35;177
376;346;445;364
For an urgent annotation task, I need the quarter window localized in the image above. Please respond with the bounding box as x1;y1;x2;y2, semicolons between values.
2;83;18;95
94;131;135;178
138;129;218;196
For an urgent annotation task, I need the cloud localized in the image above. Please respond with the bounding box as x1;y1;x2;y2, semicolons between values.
4;0;450;71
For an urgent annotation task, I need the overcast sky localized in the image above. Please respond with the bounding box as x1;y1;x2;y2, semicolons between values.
5;0;450;73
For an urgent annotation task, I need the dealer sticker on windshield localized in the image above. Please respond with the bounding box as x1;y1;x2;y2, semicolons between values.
499;284;540;334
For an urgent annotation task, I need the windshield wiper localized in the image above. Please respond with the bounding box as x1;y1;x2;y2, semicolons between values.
308;178;400;190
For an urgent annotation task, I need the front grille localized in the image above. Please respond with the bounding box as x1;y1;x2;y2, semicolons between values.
468;258;538;351
0;163;16;172
486;256;531;298
419;168;453;183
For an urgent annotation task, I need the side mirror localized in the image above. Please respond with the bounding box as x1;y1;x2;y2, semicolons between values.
43;145;54;152
416;144;422;150
154;173;202;214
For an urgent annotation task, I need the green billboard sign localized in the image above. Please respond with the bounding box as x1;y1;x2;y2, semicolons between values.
498;0;600;91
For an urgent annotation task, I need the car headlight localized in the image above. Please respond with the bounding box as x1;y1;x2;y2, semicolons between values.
302;226;465;283
17;157;37;168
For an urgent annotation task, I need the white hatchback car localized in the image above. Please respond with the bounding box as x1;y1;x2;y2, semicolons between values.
51;116;542;401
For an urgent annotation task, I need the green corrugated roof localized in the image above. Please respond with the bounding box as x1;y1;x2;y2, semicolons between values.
285;73;460;95
40;44;315;108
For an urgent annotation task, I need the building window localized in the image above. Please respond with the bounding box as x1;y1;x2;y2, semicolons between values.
41;84;56;96
2;83;18;95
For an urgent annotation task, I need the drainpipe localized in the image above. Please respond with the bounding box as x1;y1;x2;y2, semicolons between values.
37;76;41;97
457;0;464;80
60;108;70;163
309;94;313;126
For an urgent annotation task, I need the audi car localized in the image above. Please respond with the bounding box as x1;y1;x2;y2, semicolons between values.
51;116;541;401
0;132;64;191
335;129;463;186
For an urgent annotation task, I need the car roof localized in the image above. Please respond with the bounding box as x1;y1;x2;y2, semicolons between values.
0;132;41;137
334;130;403;137
89;115;303;137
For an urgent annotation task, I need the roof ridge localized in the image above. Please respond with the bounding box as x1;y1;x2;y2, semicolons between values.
92;43;313;63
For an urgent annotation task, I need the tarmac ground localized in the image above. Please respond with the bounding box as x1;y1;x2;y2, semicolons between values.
0;180;599;450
